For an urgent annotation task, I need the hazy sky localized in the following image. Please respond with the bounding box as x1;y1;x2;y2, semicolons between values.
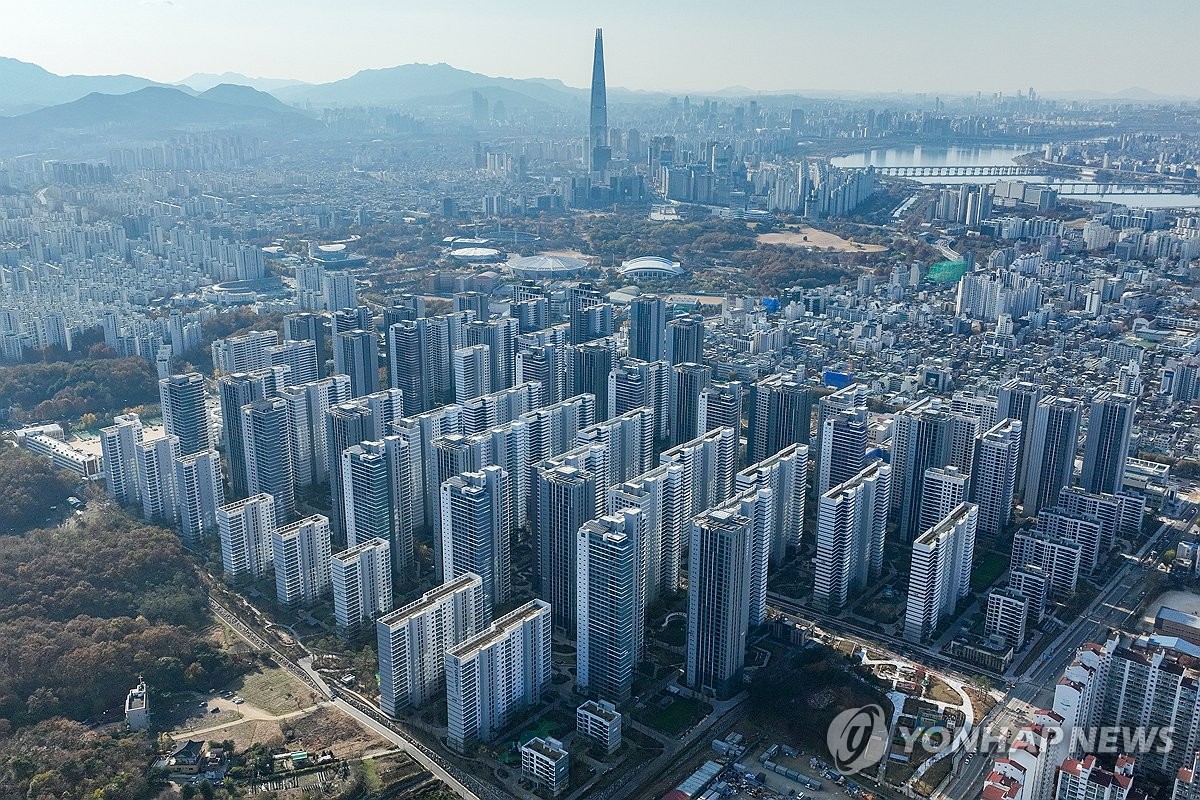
3;0;1199;96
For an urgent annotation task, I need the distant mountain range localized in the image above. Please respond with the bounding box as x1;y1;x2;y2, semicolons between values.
272;62;584;109
0;57;163;114
0;85;316;149
176;72;308;93
0;55;1193;125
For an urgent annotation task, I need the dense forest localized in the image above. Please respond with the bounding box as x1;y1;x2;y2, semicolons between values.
0;446;74;534
0;506;242;800
0;357;159;422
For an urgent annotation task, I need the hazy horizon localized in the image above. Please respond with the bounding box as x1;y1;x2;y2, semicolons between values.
3;0;1199;98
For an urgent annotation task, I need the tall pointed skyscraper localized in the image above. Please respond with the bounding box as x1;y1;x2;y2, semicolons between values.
588;28;610;175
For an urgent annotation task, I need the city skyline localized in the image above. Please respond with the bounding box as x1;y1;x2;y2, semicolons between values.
2;0;1200;98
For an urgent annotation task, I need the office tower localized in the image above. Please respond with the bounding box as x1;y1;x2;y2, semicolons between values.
377;573;486;716
893;397;955;541
100;413;143;505
971;419;1022;537
919;465;970;535
984;587;1029;648
219;369;285;497
686;507;752;700
268;339;318;386
996;379;1043;499
904;502;977;643
701;381;742;436
388;320;432;415
1081;391;1135;496
587;28;610;174
441;466;511;615
521;738;569;798
175;449;224;542
241;398;295;522
445;599;552;752
533;464;597;635
568;284;612;344
628;295;666;362
335;329;380;398
737;442;808;565
218;493;277;581
272;515;332;606
665;315;704;366
609;357;669;440
284;312;327;378
453;343;492;403
160;373;211;456
817;408;868;494
517;344;565;406
1024;396;1083;515
814;461;892;612
576;509;644;703
747;373;812;466
211;329;278;375
466;317;519;392
669;362;711;445
331;537;393;630
341;437;417;577
136;435;180;523
572;341;613;421
279;375;352;487
323;272;358;311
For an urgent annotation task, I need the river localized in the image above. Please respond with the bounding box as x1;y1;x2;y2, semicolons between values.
831;144;1200;209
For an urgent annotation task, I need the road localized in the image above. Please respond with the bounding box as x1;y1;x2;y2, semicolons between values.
938;509;1193;799
209;595;494;800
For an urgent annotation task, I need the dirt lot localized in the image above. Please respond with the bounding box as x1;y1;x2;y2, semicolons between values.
756;225;888;252
230;666;319;716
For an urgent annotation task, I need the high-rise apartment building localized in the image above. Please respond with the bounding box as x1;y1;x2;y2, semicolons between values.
160;373;211;456
331;537;393;630
174;449;224;542
686;507;753;700
533;464;597;635
904;502;977;643
445;599;553;752
100;413;143;505
218;493;277;581
814;461;891;612
669;362;711;446
628;295;666;362
1024;397;1083;515
576;508;644;703
440;466;511;616
747;373;812;466
241;397;295;522
1081;391;1135;496
971;418;1022;537
377;572;485;715
272;515;332;606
